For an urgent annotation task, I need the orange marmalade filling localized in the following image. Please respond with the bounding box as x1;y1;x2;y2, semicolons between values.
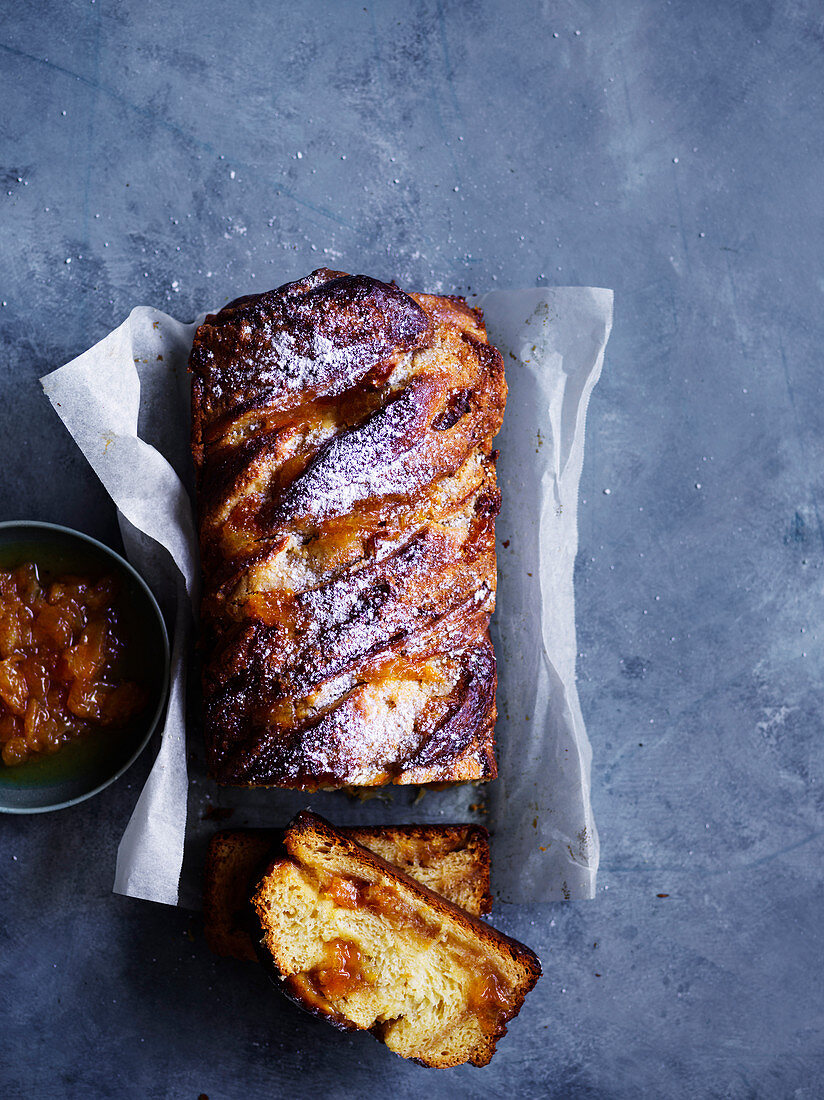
466;971;512;1031
320;872;434;938
324;873;363;909
0;563;147;767
308;938;366;1000
299;872;515;1027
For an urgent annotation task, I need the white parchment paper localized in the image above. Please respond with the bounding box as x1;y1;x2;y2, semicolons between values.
40;286;612;907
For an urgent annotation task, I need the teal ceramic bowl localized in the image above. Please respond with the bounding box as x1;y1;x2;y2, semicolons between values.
0;521;170;813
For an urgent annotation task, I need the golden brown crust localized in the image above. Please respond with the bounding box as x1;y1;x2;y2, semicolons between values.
203;822;492;961
190;269;506;789
251;812;540;1068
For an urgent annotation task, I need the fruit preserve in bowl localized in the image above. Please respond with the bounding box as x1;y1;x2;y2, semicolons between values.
0;521;169;813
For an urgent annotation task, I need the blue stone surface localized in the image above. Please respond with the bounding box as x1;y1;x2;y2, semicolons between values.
1;1;822;1096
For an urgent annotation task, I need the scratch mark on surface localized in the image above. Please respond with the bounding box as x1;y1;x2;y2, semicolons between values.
78;2;102;348
609;3;635;129
424;6;463;192
367;5;385;86
778;336;824;556
724;251;749;364
603;828;824;876
0;41;353;229
671;165;690;266
437;0;465;129
366;8;431;244
80;3;102;252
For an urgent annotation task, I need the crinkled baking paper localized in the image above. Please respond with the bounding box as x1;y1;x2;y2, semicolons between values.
41;285;612;907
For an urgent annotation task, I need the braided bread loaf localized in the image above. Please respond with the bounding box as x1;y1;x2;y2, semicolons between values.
189;269;506;789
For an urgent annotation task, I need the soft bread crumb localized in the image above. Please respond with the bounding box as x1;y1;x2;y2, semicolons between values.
252;812;540;1068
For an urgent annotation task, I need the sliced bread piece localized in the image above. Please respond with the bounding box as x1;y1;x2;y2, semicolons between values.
251;811;541;1068
204;823;492;961
344;824;492;917
204;829;276;961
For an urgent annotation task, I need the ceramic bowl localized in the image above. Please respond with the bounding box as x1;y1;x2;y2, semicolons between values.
0;521;170;813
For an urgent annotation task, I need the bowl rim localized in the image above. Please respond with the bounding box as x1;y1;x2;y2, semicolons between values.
0;519;171;814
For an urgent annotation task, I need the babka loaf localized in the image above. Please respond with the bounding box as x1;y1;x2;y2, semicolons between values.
251;812;541;1068
203;822;492;961
190;269;506;789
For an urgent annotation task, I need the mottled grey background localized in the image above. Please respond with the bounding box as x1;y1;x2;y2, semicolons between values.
1;1;822;1097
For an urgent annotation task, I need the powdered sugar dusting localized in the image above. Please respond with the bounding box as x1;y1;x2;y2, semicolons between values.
191;271;431;411
273;384;430;522
251;326;376;396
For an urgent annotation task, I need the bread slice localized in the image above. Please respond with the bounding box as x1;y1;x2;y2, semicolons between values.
204;823;492;962
204;829;279;961
345;824;492;916
251;812;541;1068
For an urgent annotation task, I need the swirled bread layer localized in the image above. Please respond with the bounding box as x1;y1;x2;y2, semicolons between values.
190;269;506;789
